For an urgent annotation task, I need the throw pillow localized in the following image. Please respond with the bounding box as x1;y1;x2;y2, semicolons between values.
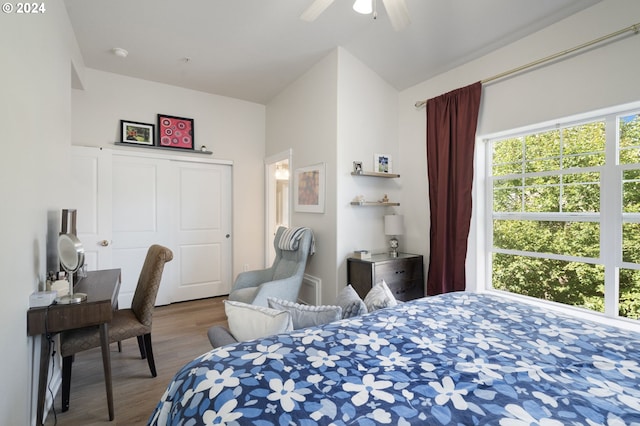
363;280;398;312
336;284;368;318
224;300;293;342
267;298;342;329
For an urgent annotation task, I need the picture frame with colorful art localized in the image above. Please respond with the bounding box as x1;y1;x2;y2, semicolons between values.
157;114;194;150
120;120;155;146
294;163;325;213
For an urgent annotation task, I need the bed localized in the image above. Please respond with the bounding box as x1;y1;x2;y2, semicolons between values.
149;292;640;425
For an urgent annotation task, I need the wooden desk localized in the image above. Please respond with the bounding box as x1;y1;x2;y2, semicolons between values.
27;269;121;426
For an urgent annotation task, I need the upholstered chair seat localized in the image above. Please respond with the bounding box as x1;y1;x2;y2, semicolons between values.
60;310;149;354
59;244;173;413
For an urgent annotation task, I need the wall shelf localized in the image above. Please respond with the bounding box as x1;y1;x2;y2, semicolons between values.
114;141;212;155
351;201;400;207
351;171;400;178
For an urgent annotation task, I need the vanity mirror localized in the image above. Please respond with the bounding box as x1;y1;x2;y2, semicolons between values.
56;233;87;304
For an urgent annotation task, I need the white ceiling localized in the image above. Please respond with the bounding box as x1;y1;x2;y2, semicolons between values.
64;0;600;105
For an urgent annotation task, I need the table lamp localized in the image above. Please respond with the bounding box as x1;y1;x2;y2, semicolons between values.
384;214;404;258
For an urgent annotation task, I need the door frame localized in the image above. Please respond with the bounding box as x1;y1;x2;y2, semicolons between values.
264;149;292;267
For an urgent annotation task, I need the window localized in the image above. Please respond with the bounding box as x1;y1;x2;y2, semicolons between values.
487;107;640;320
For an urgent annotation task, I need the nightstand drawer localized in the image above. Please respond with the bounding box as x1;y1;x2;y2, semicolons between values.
385;279;424;301
375;258;422;284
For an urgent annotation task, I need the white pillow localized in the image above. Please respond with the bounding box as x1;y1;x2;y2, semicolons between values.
363;280;398;312
267;297;342;329
224;300;293;342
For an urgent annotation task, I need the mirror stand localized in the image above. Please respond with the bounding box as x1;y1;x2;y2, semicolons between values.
56;233;87;304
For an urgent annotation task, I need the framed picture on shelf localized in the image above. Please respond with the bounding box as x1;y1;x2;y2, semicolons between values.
157;114;194;150
294;163;325;213
120;120;154;146
374;153;392;173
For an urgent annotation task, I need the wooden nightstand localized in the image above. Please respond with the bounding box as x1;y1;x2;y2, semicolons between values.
347;253;424;301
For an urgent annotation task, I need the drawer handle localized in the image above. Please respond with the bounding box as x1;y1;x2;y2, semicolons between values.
395;270;405;274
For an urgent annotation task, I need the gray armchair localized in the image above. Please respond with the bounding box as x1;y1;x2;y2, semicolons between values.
228;226;313;307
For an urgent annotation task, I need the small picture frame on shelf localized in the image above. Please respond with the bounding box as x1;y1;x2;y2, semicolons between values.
374;153;392;173
353;161;363;174
120;120;154;146
157;114;194;150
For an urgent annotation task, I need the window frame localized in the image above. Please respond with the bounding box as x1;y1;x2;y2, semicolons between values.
480;102;640;325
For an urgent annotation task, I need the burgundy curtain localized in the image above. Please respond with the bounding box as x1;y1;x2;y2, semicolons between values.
426;81;482;295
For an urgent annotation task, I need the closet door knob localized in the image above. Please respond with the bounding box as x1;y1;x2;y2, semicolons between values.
100;240;110;247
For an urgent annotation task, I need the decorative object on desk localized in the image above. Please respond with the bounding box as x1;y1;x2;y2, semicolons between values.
61;208;78;235
294;162;325;213
51;279;70;297
29;291;57;308
384;214;404;258
353;161;363;174
374;153;392;173
120;120;155;146
157;114;194;150
352;194;365;205
352;250;371;260
56;233;87;303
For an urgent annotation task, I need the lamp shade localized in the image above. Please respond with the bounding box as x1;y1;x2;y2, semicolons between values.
384;214;404;235
353;0;372;14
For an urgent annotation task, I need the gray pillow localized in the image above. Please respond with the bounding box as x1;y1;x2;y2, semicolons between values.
337;285;368;318
363;280;398;312
267;297;342;329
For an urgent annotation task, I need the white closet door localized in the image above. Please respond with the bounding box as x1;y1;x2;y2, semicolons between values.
171;160;232;302
70;147;233;307
71;146;113;270
111;154;172;308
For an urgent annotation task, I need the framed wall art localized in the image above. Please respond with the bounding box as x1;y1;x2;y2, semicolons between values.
374;153;392;173
120;120;154;146
294;163;325;213
157;114;194;150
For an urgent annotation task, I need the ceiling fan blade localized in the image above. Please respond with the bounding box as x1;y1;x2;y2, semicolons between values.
382;0;411;31
300;0;336;22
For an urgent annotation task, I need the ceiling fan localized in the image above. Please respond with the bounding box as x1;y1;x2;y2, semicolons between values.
300;0;411;32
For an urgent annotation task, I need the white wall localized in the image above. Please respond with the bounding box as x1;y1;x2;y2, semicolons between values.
266;50;339;304
398;0;640;290
71;69;266;279
336;49;400;300
0;1;79;424
266;48;399;303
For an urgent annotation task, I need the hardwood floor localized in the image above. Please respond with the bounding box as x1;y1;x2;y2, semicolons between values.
44;296;228;426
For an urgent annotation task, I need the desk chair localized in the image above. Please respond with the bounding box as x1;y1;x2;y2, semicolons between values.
59;244;173;412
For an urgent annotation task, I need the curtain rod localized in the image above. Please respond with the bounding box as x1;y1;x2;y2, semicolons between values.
414;22;640;109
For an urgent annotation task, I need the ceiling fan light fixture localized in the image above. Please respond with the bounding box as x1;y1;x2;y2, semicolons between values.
353;0;372;15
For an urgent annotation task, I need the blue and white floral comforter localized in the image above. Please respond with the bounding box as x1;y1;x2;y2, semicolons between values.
149;292;640;425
